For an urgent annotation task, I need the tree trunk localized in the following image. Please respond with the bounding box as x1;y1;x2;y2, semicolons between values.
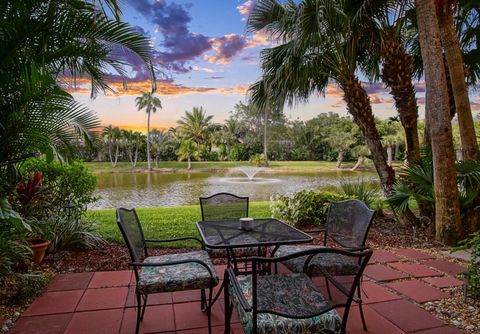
415;0;462;245
187;156;191;169
340;72;395;196
147;112;152;171
263;109;268;159
350;156;365;171
438;4;480;160
155;151;160;168
134;147;138;167
113;145;119;167
108;142;114;166
456;144;463;161
336;150;344;169
381;36;421;162
394;143;400;161
387;145;393;166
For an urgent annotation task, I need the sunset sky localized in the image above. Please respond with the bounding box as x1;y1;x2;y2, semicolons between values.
71;0;480;132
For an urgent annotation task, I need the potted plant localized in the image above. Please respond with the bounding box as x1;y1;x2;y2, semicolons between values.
15;171;51;265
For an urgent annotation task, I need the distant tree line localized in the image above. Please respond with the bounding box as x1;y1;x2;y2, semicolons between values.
72;104;479;169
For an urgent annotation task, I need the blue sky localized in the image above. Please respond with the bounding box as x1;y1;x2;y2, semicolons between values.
71;0;478;131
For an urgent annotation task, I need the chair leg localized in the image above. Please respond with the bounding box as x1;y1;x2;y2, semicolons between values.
325;276;333;299
224;278;230;334
357;284;368;330
140;294;148;320
135;292;142;334
200;289;207;311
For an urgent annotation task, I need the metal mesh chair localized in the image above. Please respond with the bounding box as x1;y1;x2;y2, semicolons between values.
200;193;258;274
272;199;375;329
224;247;373;334
200;193;249;222
117;208;219;334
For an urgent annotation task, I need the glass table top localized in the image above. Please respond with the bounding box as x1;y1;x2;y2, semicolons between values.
196;218;312;249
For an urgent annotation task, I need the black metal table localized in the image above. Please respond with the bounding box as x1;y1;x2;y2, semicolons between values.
196;218;312;250
196;218;313;304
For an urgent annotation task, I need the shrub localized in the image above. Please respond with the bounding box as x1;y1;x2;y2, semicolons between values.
339;178;381;209
228;144;247;161
270;190;351;228
19;158;97;219
44;216;105;253
0;197;32;275
456;232;480;300
249;153;268;167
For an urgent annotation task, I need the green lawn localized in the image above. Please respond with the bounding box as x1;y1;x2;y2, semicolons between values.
86;202;272;248
85;160;374;174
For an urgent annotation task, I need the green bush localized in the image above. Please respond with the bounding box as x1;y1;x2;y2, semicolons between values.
339;178;381;209
44;216;105;253
249;153;268;167
19;158;97;219
456;232;480;300
228;144;247;161
270;190;351;228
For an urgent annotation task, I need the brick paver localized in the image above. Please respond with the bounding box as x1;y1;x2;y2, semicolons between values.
387;280;449;303
364;264;408;281
369;300;444;332
22;290;84;316
392;248;435;260
421;259;466;276
47;273;93;292
422;276;463;289
88;271;132;289
389;262;443;278
371;250;402;263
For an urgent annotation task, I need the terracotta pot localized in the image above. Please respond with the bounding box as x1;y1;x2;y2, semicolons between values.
29;238;50;265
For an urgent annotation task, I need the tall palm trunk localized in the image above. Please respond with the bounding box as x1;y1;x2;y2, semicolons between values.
386;146;393;166
263;110;268;159
113;144;119;167
438;4;479;161
415;0;462;245
147;111;152;171
336;150;344;169
340;72;395;196
381;36;420;162
187;155;191;169
134;147;139;167
350;155;365;171
108;141;114;166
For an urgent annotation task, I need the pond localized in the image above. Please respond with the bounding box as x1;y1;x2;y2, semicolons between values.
91;169;378;209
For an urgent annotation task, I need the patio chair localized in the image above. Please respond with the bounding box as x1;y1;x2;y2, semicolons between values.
224;247;373;334
200;193;259;274
271;199;375;329
116;208;219;334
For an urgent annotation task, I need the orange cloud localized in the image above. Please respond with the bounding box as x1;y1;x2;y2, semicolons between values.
237;0;255;17
64;78;247;97
325;84;344;98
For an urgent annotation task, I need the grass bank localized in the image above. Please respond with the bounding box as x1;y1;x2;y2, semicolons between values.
86;202;272;247
85;160;373;174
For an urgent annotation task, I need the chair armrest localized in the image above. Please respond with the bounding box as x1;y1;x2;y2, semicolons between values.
144;237;204;248
225;268;251;312
131;258;215;281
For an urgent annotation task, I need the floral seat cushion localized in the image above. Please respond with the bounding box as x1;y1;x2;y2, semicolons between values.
207;246;260;259
229;273;342;334
274;245;360;276
137;250;219;294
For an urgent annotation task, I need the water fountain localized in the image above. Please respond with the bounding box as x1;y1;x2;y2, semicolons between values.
218;166;280;184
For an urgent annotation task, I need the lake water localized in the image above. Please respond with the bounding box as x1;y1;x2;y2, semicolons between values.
91;169;377;209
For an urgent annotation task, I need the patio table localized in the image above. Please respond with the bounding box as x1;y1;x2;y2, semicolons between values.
196;218;313;304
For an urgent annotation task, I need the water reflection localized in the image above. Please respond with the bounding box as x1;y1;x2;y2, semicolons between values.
91;170;377;209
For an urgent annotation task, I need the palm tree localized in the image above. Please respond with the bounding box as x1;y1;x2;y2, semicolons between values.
326;132;355;169
0;0;155;178
150;129;174;168
415;0;462;244
103;125;116;166
176;107;214;149
248;0;395;195
135;92;162;171
122;130;145;167
176;139;199;170
436;1;479;160
350;145;371;171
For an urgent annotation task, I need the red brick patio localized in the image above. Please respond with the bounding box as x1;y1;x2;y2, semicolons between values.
10;248;467;333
